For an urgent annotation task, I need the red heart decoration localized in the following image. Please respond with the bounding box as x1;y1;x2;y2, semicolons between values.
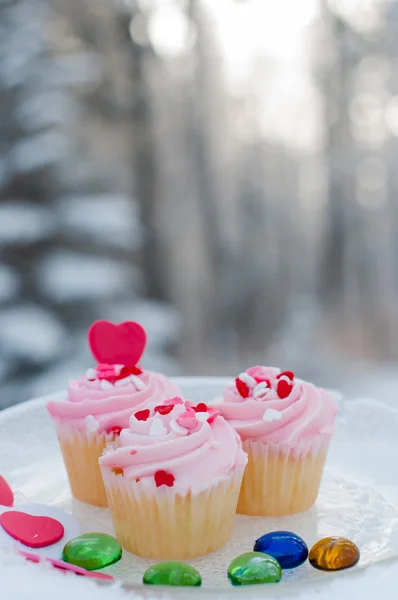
0;511;64;548
154;470;175;488
277;380;293;399
88;320;146;366
235;378;249;398
134;409;150;421
0;476;14;507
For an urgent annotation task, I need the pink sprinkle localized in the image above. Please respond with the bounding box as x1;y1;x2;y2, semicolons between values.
176;408;198;430
96;363;117;380
164;396;184;406
207;408;220;424
130;449;138;455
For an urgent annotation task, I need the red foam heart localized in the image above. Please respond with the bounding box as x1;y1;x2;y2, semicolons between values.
88;320;146;366
134;409;150;421
154;470;175;488
0;476;14;507
277;380;293;399
0;511;64;548
236;378;249;398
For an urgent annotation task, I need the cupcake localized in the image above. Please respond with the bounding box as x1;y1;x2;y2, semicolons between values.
99;397;247;559
213;366;339;516
47;320;182;507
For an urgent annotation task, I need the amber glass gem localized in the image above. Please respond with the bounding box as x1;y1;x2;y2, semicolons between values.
309;537;360;571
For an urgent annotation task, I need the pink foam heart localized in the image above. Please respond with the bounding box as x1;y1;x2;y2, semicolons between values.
0;476;14;507
88;320;146;366
0;511;64;549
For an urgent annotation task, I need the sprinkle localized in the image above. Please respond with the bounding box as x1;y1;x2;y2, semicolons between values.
195;412;208;423
170;420;189;435
263;408;282;423
130;375;145;390
133;408;150;422
238;372;257;388
177;409;198;430
276;380;293;399
100;379;113;390
252;382;270;398
106;426;122;436
207;408;220;424
193;402;208;412
114;377;130;388
277;370;295;381
85;415;99;433
154;404;174;415
154;470;175;488
164;396;184;406
148;417;167;436
85;368;97;381
235;378;249;398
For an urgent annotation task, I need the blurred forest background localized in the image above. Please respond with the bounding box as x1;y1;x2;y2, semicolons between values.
1;0;398;408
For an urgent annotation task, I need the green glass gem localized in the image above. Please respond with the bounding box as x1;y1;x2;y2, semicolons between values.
62;533;122;571
143;562;202;587
228;552;282;586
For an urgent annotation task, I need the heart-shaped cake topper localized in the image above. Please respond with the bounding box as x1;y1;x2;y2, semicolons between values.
0;511;64;548
88;320;146;366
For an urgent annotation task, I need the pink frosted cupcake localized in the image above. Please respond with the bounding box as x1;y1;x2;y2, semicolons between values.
100;397;247;559
213;366;339;516
47;320;182;507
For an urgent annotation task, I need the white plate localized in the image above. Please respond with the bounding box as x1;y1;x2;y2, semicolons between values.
1;377;398;598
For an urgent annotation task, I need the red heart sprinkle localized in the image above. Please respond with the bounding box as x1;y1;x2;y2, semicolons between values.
88;320;146;367
193;403;208;412
277;380;293;399
0;476;14;507
0;511;64;548
118;365;143;379
235;378;249;398
134;409;150;421
277;370;295;381
106;426;122;436
154;404;174;415
154;470;175;488
207;408;220;424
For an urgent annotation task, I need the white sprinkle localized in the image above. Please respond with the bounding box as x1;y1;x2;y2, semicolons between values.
85;415;99;433
263;408;282;423
114;377;130;388
129;413;138;428
170;420;189;435
130;375;145;390
278;375;292;384
100;379;113;390
148;417;167;436
254;381;269;392
253;388;270;399
85;368;97;381
238;372;256;388
195;412;208;423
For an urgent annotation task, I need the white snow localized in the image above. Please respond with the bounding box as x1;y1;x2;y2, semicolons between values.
0;305;65;362
57;195;143;250
38;251;142;302
0;264;20;301
0;202;55;244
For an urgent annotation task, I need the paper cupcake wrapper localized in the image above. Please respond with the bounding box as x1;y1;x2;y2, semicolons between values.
237;436;330;516
101;467;245;559
57;427;109;507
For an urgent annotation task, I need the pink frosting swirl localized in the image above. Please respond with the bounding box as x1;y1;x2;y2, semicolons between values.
213;366;339;447
46;369;182;435
99;399;248;494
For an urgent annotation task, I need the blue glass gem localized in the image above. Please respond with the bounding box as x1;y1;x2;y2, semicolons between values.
253;531;308;569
